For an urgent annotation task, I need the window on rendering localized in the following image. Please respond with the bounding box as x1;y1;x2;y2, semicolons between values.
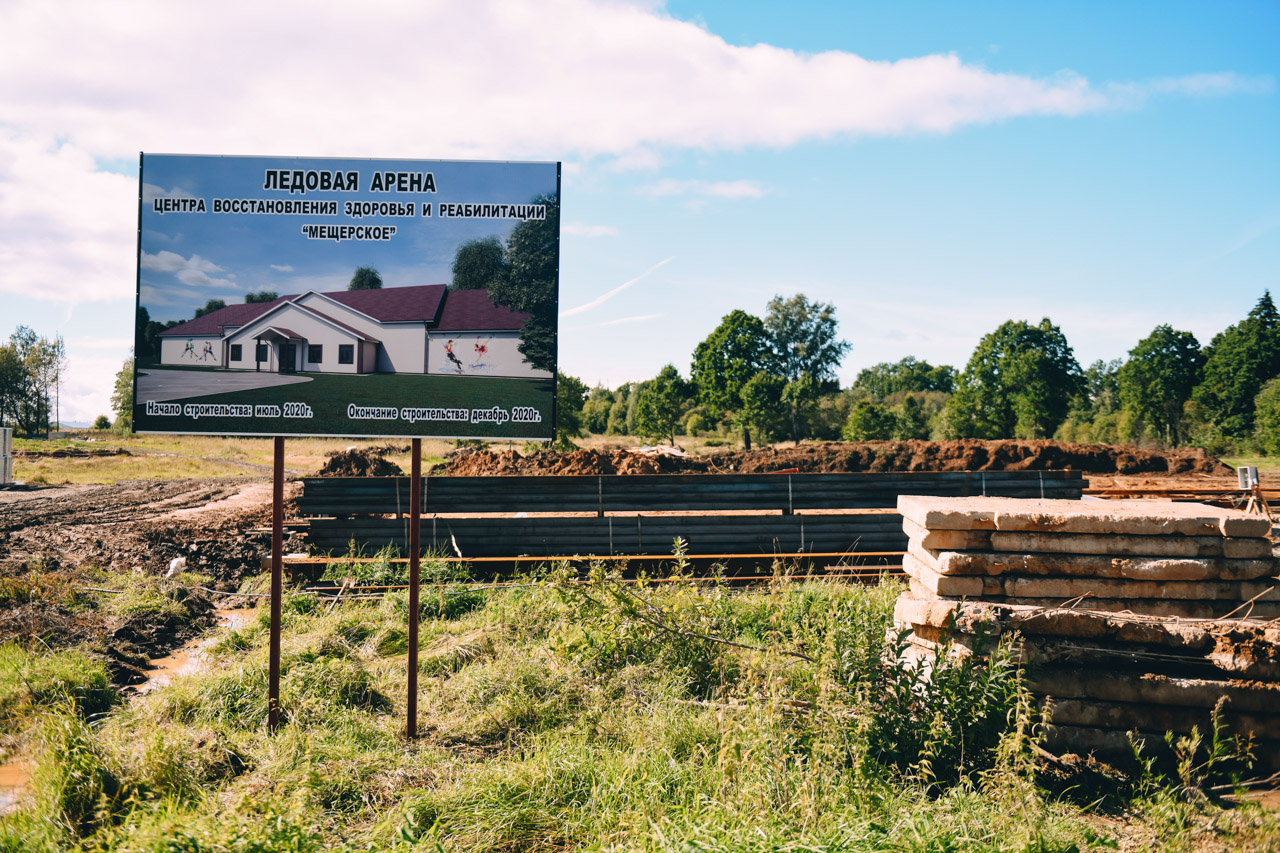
256;343;269;362
308;345;323;364
229;344;242;361
338;345;354;364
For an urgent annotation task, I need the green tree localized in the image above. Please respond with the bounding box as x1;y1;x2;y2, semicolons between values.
1117;325;1203;445
348;266;383;290
1253;379;1280;455
943;318;1082;439
1192;292;1280;439
111;357;134;433
582;386;614;434
555;372;588;449
92;415;111;430
0;342;23;430
193;298;226;318
854;356;957;397
245;290;279;303
780;373;820;443
487;194;559;373
451;237;508;290
843;400;897;441
690;310;773;449
763;294;850;385
633;365;691;446
1057;359;1122;444
738;371;786;445
893;394;930;440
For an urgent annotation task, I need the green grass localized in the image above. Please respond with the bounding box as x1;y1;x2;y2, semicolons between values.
0;644;118;733
2;572;1277;852
133;370;556;439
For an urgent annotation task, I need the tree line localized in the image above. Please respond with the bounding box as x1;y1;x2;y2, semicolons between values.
557;290;1280;456
0;326;66;437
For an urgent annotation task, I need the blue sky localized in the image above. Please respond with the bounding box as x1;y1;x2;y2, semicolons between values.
0;0;1275;424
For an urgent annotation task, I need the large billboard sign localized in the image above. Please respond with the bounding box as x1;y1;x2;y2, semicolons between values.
133;154;559;439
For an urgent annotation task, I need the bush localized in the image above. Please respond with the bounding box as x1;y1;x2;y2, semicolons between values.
0;644;118;725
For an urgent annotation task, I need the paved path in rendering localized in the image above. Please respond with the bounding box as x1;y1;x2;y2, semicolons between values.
137;369;312;403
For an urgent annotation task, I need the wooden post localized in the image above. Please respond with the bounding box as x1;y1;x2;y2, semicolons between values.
407;438;421;738
268;436;284;732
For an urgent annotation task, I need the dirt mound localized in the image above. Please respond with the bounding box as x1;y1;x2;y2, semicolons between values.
13;446;130;458
433;440;1230;477
317;448;404;477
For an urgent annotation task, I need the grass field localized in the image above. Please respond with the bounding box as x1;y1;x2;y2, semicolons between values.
11;434;460;484
133;370;556;440
5;572;1275;851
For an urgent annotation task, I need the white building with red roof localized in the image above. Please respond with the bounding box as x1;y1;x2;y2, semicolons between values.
158;285;550;379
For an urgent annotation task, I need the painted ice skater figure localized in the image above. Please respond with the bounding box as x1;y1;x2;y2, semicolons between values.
200;342;215;362
444;339;464;373
472;336;491;367
181;341;196;359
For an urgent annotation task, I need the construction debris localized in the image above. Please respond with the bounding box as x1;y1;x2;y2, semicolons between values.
893;495;1280;771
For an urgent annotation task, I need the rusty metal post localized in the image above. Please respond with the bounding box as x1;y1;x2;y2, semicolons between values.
407;438;421;738
268;436;284;733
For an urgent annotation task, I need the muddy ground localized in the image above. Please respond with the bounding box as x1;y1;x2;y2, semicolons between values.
0;439;1244;684
437;439;1231;477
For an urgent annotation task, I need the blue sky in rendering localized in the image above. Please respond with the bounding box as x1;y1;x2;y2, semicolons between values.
0;0;1275;423
139;155;557;323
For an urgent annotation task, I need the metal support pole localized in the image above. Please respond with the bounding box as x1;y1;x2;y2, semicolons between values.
407;438;421;739
268;436;284;732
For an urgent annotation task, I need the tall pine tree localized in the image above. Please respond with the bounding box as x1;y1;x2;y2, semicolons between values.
1192;292;1280;438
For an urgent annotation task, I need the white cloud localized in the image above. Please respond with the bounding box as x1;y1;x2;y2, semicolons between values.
269;263;295;272
640;179;766;200
581;313;662;328
141;182;196;203
561;256;673;317
562;223;619;237
140;250;238;289
0;0;1251;170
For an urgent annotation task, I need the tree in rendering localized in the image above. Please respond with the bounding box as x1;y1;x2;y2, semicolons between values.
193;299;227;318
245;291;279;303
348;266;383;290
690;310;773;449
487;194;559;374
452;237;508;290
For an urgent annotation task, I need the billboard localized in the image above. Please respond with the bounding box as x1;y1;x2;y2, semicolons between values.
133;154;559;439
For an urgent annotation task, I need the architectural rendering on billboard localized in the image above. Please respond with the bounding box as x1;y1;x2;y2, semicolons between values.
133;154;559;439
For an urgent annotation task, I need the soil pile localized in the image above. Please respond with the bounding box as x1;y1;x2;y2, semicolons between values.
12;446;130;459
435;440;1230;477
316;448;404;477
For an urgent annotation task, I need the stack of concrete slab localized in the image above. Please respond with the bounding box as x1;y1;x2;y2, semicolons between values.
894;495;1280;770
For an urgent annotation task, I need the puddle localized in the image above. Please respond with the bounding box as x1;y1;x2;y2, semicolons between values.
136;606;257;695
0;759;30;815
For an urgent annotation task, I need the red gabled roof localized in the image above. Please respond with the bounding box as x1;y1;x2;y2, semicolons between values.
160;284;447;337
434;288;529;332
322;284;446;323
159;296;292;336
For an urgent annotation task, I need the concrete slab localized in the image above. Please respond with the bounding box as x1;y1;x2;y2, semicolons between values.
893;593;1280;641
897;495;1269;538
907;540;1278;581
988;531;1273;559
903;554;1278;600
1046;697;1279;740
903;518;993;550
1027;668;1280;713
906;579;1280;620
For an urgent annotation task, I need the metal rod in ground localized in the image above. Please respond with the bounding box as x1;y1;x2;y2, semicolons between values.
268;435;284;733
407;438;421;739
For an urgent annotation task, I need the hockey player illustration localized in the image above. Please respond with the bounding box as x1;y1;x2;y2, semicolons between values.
444;339;464;373
181;341;196;359
199;342;215;362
